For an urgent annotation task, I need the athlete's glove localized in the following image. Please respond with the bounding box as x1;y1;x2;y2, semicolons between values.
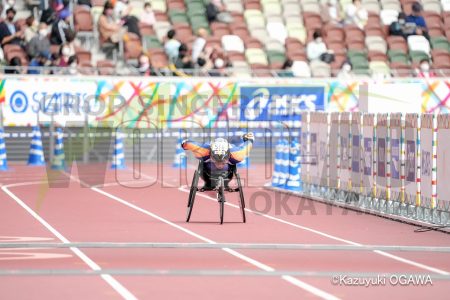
242;132;255;143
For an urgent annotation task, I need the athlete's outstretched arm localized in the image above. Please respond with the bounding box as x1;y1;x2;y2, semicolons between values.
181;140;210;160
229;133;254;164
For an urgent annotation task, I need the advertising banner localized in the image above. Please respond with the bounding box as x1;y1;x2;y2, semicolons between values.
239;85;326;122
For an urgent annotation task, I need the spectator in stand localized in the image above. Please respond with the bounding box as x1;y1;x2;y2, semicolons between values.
24;15;38;43
192;28;208;63
345;0;368;30
206;0;233;23
1;0;15;19
416;58;436;78
278;59;295;77
27;22;51;59
307;30;334;63
164;29;181;63
28;50;51;74
5;56;23;74
389;12;414;39
174;43;193;70
0;8;24;47
137;53;156;76
40;7;57;25
58;39;76;67
65;55;79;75
50;8;73;45
141;2;155;26
98;1;124;57
321;0;343;25
208;48;230;76
115;0;141;38
406;2;429;39
337;61;354;80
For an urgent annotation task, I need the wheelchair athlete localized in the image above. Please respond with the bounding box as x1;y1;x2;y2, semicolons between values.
181;133;254;190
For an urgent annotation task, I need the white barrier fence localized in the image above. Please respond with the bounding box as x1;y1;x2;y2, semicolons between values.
299;112;450;226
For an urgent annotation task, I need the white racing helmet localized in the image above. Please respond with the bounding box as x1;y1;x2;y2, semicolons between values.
210;138;231;163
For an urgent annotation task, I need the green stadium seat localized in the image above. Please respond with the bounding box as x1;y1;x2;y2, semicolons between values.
430;37;450;52
409;51;430;63
143;36;162;51
388;50;409;64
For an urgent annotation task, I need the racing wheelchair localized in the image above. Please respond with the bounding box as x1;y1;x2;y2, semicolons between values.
186;161;246;224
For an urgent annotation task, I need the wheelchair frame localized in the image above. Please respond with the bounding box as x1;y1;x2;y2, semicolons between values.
186;161;246;224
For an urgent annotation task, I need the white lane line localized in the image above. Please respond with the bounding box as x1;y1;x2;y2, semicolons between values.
178;186;450;276
1;183;137;300
65;175;340;300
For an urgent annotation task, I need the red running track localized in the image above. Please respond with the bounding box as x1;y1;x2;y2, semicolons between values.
0;163;449;300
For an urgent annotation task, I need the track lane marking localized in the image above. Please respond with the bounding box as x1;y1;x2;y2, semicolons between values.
1;182;137;300
178;186;450;276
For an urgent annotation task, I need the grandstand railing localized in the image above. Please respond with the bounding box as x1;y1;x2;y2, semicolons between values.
2;65;450;78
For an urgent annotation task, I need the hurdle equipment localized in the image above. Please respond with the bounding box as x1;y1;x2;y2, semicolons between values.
27;126;45;166
172;138;187;169
51;128;66;170
286;138;302;191
278;139;290;187
271;139;284;187
0;127;8;171
111;129;126;169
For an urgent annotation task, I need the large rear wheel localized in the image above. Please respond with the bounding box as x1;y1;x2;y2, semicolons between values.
235;173;246;223
186;170;199;222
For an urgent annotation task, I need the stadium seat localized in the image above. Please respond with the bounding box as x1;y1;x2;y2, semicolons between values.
366;36;388;53
283;5;302;19
267;50;286;66
244;37;263;49
222;35;245;53
229;24;250;39
362;0;381;14
380;9;399;25
245;48;269;65
97;60;115;76
250;27;271;44
302;2;321;14
381;0;402;11
369;61;391;77
407;35;431;55
369;51;388;62
265;38;286;53
231;60;253;77
388;49;410;64
149;49;169;68
423;1;442;14
390;61;413;77
228;51;246;62
287;23;307;44
152;0;167;12
143;36;163;51
409;50;430;63
245;10;266;28
324;25;345;43
267;22;288;44
310;60;331;77
154;22;171;41
292;60;312;77
263;2;283;15
430;36;450;52
226;0;244;13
